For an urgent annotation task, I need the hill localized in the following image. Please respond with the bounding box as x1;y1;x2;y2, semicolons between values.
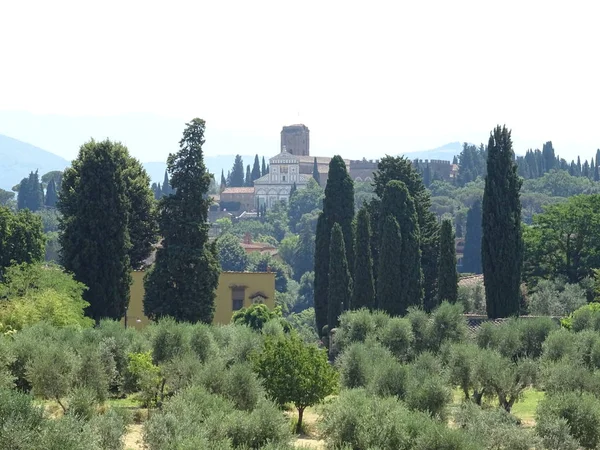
0;135;69;191
401;142;463;162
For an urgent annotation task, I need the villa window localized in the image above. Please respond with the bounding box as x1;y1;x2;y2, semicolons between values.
232;287;245;311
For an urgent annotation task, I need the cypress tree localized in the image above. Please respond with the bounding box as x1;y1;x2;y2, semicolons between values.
437;219;458;304
290;182;297;198
595;158;600;183
314;156;355;334
378;180;423;311
352;206;375;310
314;213;329;335
59;140;133;321
252;155;261;182
372;156;438;310
377;215;404;315
162;170;172;196
220;169;227;191
261;157;267;177
144;118;220;323
576;156;582;177
452;155;458;165
462;199;482;274
245;164;252;186
482;125;523;318
17;171;43;212
328;223;352;329
46;178;58;206
312;157;321;186
230;155;245;187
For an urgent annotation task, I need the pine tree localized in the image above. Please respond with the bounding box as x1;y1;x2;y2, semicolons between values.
376;215;404;315
462;199;482;274
220;170;227;192
245;164;252;186
45;178;58;207
252;155;262;182
314;156;355;334
312;157;321;186
352;206;375;310
437;219;458;304
261;157;267;177
144;118;220;323
328;223;352;329
482;125;523;318
59;140;133;321
378;180;423;311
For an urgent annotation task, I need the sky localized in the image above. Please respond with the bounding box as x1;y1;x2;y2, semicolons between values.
1;0;600;162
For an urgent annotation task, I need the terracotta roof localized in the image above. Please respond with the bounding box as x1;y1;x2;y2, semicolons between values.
458;274;484;288
221;187;255;194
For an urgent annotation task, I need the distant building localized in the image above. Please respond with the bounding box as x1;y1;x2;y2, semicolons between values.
124;270;276;328
240;233;279;259
281;124;310;156
254;147;311;208
349;159;378;182
220;187;255;211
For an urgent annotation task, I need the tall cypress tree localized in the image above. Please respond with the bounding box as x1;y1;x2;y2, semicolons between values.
437;219;458;304
462;199;482;274
314;156;354;334
312;157;321;186
59;140;133;321
352;206;375;310
229;155;245;187
377;216;404;315
372;156;438;310
45;178;58;207
261;157;267;177
220;169;227;191
245;164;252;187
378;180;423;311
144;118;220;323
482;125;523;318
595;159;600;183
162;170;172;197
252;155;262;182
17;171;43;212
328;223;352;329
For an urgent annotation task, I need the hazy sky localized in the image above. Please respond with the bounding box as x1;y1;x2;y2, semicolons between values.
1;0;599;162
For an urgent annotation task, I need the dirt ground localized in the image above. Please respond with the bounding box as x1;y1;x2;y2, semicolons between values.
123;424;144;450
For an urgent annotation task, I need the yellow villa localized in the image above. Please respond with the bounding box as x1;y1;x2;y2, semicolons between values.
124;270;276;329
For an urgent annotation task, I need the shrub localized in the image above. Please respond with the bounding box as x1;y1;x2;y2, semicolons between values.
67;386;98;421
406;307;432;354
563;302;600;331
537;392;600;449
224;362;262;411
75;346;110;402
368;356;409;400
161;353;203;395
36;415;98;450
0;337;15;389
429;301;467;351
337;340;394;389
536;416;579;450
225;399;291;448
151;318;190;364
542;328;577;362
379;317;413;361
518;317;558;358
443;342;484;402
541;360;600;395
333;308;388;354
88;408;128;450
0;388;45;450
126;351;162;407
528;280;587;317
189;323;216;363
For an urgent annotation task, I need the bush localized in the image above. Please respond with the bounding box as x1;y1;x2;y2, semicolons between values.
379;317;413;361
151;318;190;364
88;408;128;450
67;386;98;421
541;360;600;395
563;302;600;331
75;346;110;402
429;302;467;351
0;337;15;389
406;307;433;355
161;353;203;395
542;328;577;362
0;388;45;450
189;323;217;363
518;317;558;358
528;280;587;317
536;416;579;450
404;353;451;420
224;362;262;411
333;308;388;354
337;341;394;389
537;392;600;449
368;356;409;400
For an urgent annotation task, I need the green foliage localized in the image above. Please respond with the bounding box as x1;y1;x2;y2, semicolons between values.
378;180;423;311
232;303;288;332
59;139;134;321
523;195;600;283
405;352;452;419
537;392;600;449
0;207;45;277
0;188;15;207
561;302;600;331
437;219;457;304
352;206;375;310
0;388;45;449
17;170;44;212
482;125;523;318
527;279;587;317
429;301;467;351
247;252;290;292
253;333;338;432
151;318;190;364
457;279;486;314
229;154;245;187
287;178;323;232
328;223;352;329
144;119;220;323
314;156;355;335
127;351;161;407
216;233;248;272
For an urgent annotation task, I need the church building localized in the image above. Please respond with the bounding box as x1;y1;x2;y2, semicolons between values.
254;146;311;208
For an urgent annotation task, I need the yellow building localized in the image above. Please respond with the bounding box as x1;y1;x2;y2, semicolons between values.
123;271;276;329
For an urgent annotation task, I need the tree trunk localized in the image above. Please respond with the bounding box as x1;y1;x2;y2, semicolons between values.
296;407;305;434
56;397;67;414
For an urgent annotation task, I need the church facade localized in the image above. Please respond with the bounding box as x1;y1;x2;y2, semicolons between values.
254;147;311;208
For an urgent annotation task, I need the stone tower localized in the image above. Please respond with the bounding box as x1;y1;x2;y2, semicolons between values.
281;124;310;156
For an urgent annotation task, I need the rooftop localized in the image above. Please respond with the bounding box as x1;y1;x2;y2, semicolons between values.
221;187;255;194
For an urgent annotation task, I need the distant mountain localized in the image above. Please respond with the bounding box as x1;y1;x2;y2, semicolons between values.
144;155;263;186
400;142;464;162
0;135;69;191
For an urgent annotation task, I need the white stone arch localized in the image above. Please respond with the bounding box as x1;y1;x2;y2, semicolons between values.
364;177;373;182
355;176;363;182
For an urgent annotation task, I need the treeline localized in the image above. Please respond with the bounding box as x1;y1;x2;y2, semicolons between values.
220;154;268;189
